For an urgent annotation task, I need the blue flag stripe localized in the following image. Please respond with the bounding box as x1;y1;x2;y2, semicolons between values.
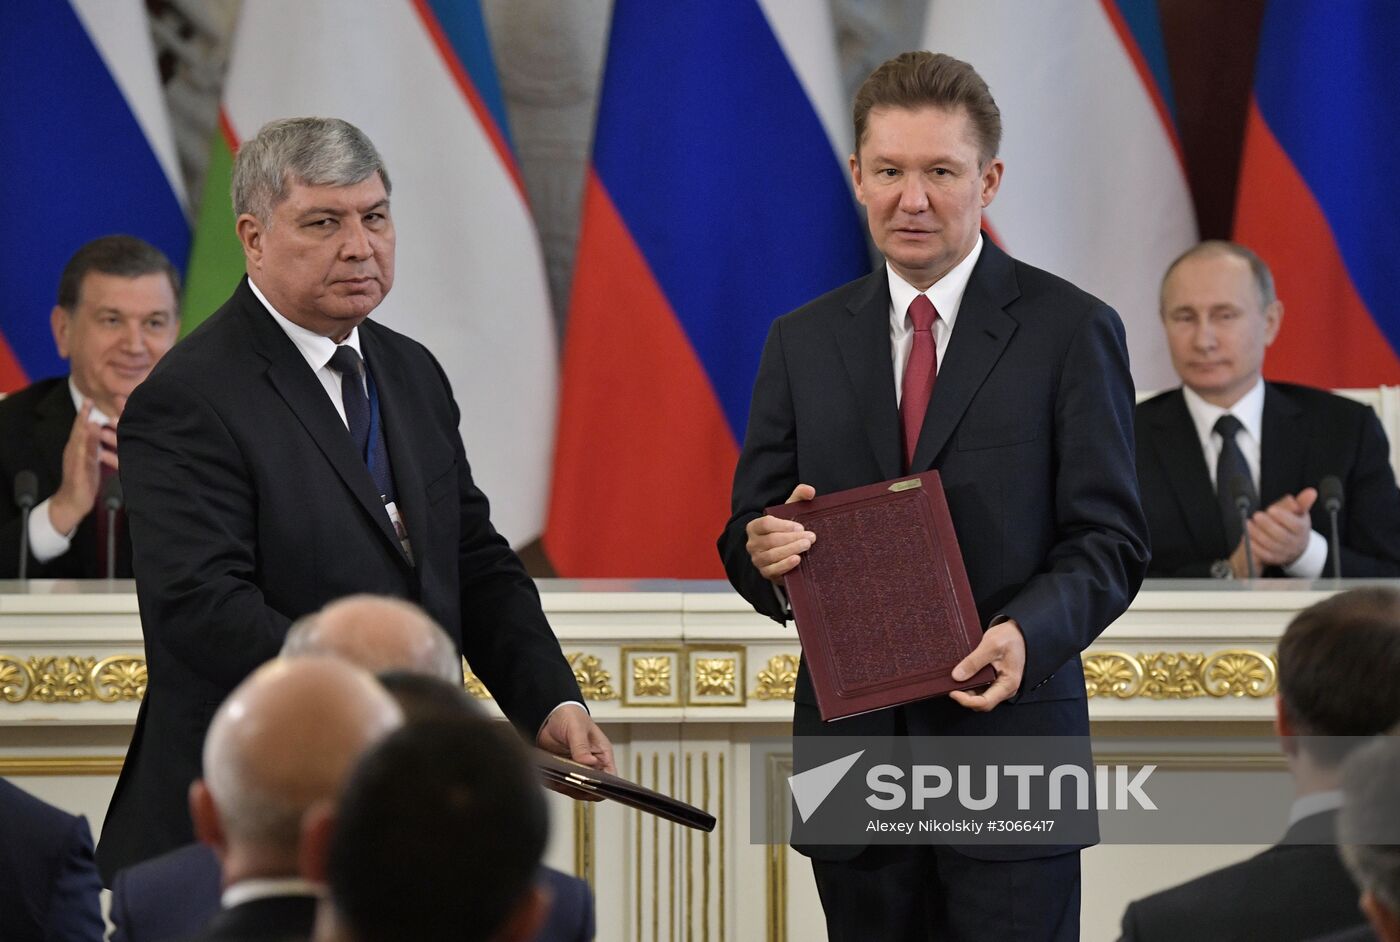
593;0;869;441
0;0;189;382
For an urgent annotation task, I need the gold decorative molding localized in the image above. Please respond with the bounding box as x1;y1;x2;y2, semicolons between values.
565;652;618;701
573;799;595;887
621;646;683;706
1083;650;1277;700
0;655;146;703
694;658;736;697
687;647;746;707
634;657;673;697
753;654;799;701
0;756;125;776
459;660;491;700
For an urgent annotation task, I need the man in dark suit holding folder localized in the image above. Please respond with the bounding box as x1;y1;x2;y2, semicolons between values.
719;52;1149;941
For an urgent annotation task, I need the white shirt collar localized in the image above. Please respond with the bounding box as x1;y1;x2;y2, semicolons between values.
1181;377;1265;449
221;876;323;910
66;377;113;426
886;235;984;335
247;277;362;372
1287;789;1343;829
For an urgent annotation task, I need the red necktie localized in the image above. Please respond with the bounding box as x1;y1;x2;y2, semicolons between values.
900;294;939;472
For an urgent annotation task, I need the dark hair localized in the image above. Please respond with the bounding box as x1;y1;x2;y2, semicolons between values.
1160;240;1277;310
1278;587;1400;766
853;51;1002;165
376;670;486;725
328;719;547;942
56;235;180;312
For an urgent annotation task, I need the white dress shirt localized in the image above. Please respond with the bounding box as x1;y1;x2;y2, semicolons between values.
887;235;983;405
1180;379;1326;576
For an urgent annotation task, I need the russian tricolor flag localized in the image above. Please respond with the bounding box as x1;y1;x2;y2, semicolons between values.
0;0;189;392
545;0;870;578
1234;0;1400;386
922;0;1198;392
180;0;557;547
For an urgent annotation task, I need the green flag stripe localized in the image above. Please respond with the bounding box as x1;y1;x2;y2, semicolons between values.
180;129;243;334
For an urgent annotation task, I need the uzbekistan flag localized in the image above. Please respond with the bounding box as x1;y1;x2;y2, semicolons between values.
923;0;1198;392
0;0;189;392
545;0;870;578
181;0;557;547
1234;0;1400;385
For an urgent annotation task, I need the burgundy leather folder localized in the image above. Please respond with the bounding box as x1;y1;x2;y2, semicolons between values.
537;751;717;832
766;471;995;721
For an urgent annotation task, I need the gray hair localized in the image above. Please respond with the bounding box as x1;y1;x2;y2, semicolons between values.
232;117;391;222
1161;240;1277;311
1339;732;1400;917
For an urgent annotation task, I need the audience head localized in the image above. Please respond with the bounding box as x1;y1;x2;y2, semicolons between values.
231;117;393;340
1276;587;1400;769
1159;240;1282;408
1338;728;1400;942
376;669;485;724
281;594;462;685
191;657;402;882
319;719;550;942
50;234;181;417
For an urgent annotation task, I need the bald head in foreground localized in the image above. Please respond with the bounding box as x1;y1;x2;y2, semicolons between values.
281;593;462;683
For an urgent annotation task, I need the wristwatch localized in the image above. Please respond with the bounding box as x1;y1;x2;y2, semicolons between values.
1210;559;1233;580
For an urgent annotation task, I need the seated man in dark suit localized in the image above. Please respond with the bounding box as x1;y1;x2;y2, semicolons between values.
1136;240;1400;578
1119;587;1400;941
110;594;594;942
307;719;551;942
0;235;180;579
0;777;104;942
184;656;403;942
1334;728;1400;942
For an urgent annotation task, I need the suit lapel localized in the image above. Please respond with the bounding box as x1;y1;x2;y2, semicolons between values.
240;283;409;568
359;323;427;568
909;238;1017;471
1150;390;1228;554
1259;383;1304;505
835;270;902;481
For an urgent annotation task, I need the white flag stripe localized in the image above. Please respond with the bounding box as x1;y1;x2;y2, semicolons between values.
69;0;187;208
224;1;556;545
756;0;854;164
924;0;1197;392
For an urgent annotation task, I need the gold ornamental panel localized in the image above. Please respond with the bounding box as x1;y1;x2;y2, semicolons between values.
0;655;147;703
565;652;619;701
686;646;746;707
620;646;683;707
1082;650;1277;700
752;654;800;702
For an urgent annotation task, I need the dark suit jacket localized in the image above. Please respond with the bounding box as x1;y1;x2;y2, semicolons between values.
0;376;133;579
719;238;1149;861
185;894;315;942
1118;811;1367;942
110;842;593;942
97;279;583;880
1136;383;1400;577
0;777;105;942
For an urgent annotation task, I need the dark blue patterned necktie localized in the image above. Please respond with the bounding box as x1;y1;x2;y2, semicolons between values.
1214;414;1257;549
329;345;371;461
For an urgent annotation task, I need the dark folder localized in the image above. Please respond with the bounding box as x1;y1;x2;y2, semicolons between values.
766;471;995;721
537;751;717;832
